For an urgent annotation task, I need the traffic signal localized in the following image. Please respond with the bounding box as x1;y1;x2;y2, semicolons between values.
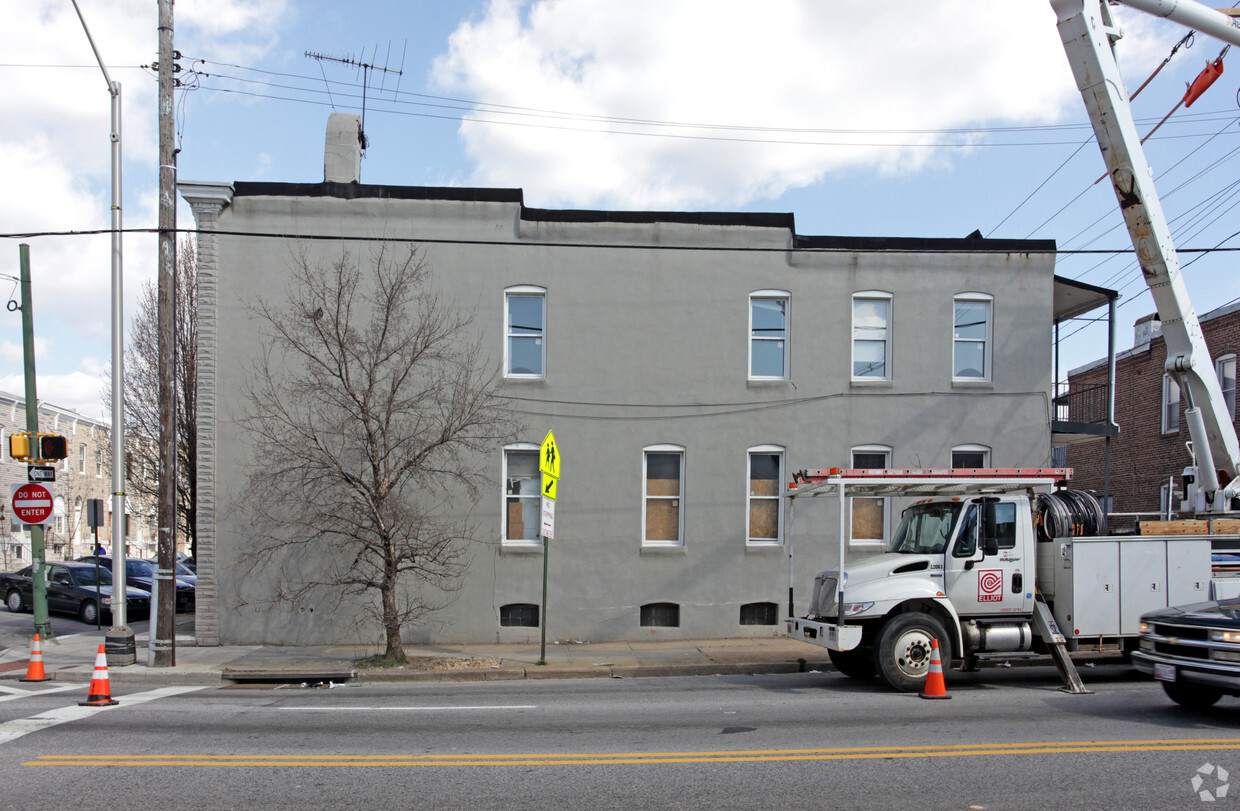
8;432;31;461
36;434;68;461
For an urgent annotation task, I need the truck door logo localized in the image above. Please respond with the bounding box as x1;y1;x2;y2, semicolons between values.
978;570;1004;603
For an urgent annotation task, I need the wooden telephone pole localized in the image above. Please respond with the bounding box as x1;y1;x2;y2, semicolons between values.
152;0;178;667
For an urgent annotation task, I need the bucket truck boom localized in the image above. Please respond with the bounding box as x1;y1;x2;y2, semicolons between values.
1052;0;1240;512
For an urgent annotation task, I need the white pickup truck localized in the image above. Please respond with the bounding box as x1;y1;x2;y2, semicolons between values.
785;469;1221;692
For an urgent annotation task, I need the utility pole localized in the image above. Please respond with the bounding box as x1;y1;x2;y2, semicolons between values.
70;0;132;666
152;0;178;667
17;245;51;641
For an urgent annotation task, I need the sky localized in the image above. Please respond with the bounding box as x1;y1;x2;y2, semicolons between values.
4;0;1240;420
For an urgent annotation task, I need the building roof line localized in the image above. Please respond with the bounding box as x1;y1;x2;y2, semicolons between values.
229;181;1057;253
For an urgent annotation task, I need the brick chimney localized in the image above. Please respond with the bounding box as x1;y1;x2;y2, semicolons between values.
324;113;362;183
1134;313;1162;348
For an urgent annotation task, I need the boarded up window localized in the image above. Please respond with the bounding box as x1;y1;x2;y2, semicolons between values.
852;497;885;540
645;452;682;543
748;451;781;543
851;450;888;542
506;450;540;542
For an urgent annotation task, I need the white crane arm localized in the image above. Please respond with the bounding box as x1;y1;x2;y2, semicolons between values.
1052;0;1240;509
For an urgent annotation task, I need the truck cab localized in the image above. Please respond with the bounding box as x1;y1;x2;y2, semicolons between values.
804;493;1037;691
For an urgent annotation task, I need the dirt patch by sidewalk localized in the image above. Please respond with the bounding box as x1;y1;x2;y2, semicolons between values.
373;656;503;672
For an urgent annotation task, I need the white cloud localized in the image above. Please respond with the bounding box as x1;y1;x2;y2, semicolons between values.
0;370;108;421
0;338;53;368
432;0;1178;210
179;0;289;65
0;0;283;389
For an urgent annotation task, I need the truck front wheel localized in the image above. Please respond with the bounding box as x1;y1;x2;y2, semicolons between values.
828;647;876;679
874;612;952;693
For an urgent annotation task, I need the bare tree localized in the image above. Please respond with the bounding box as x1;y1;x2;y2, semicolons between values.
239;245;517;662
119;238;198;558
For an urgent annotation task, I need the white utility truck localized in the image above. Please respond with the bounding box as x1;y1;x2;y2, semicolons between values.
786;467;1222;692
786;0;1240;692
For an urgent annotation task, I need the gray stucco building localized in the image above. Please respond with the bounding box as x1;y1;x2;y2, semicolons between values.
182;119;1076;647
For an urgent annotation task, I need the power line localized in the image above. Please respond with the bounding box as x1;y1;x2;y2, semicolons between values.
4;225;1239;258
186;57;1240;149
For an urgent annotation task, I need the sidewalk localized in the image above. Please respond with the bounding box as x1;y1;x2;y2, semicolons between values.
0;623;834;686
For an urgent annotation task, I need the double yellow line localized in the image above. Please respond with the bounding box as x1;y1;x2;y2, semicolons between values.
26;739;1240;768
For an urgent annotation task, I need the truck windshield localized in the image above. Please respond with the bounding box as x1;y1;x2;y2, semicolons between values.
888;503;964;555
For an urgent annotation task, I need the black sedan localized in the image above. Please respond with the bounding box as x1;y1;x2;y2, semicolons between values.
1134;598;1240;708
76;556;195;613
1;562;151;624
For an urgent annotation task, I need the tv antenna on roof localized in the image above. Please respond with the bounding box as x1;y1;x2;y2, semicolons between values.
306;44;405;153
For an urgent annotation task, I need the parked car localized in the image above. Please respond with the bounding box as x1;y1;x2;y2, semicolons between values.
76;555;195;613
1133;598;1240;708
1;562;151;624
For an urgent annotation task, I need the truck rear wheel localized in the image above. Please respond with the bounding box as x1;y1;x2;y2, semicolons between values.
828;647;876;679
874;612;951;693
1162;681;1223;709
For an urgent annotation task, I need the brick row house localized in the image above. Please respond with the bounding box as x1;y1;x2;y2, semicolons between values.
0;390;166;571
1065;302;1240;528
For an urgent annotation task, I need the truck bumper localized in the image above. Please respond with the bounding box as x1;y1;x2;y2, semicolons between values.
786;617;864;651
1132;650;1240;692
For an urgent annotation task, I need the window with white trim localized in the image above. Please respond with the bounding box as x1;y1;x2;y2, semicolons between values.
852;292;891;381
644;445;684;546
79;443;86;474
747;446;783;545
953;293;992;381
749;292;789;379
850;446;891;545
951;444;990;469
504;286;546;378
1162;374;1180;434
1217;354;1237;419
503;444;542;544
95;448;103;477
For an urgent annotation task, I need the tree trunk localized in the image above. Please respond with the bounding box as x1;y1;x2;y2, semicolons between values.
382;578;404;660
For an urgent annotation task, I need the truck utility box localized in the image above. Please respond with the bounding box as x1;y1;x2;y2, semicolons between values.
1039;536;1211;642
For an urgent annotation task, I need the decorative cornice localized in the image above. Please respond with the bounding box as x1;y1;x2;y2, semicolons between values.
178;181;234;217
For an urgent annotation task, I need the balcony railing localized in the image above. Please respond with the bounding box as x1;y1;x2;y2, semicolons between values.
1053;382;1111;426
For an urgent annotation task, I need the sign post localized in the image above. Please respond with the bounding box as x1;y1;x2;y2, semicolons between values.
538;431;559;665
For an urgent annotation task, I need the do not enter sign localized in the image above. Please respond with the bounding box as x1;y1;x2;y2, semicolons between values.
11;482;54;526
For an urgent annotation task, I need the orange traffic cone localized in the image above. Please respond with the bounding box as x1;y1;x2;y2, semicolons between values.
78;643;119;707
919;638;951;700
20;634;51;682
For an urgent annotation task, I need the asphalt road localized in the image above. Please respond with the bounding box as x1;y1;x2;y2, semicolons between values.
0;663;1237;809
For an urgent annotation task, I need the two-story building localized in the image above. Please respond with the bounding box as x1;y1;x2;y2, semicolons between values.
180;115;1106;647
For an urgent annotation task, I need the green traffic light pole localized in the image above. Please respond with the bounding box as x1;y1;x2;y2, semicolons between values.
16;244;51;641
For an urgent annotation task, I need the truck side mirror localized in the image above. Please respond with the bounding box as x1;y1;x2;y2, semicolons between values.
980;498;999;556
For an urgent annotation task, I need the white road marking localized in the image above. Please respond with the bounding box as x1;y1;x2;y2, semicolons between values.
0;685;205;746
276;705;537;711
0;684;80;702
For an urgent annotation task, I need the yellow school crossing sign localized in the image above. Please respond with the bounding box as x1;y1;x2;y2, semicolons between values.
540;430;560;501
539;430;560;478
